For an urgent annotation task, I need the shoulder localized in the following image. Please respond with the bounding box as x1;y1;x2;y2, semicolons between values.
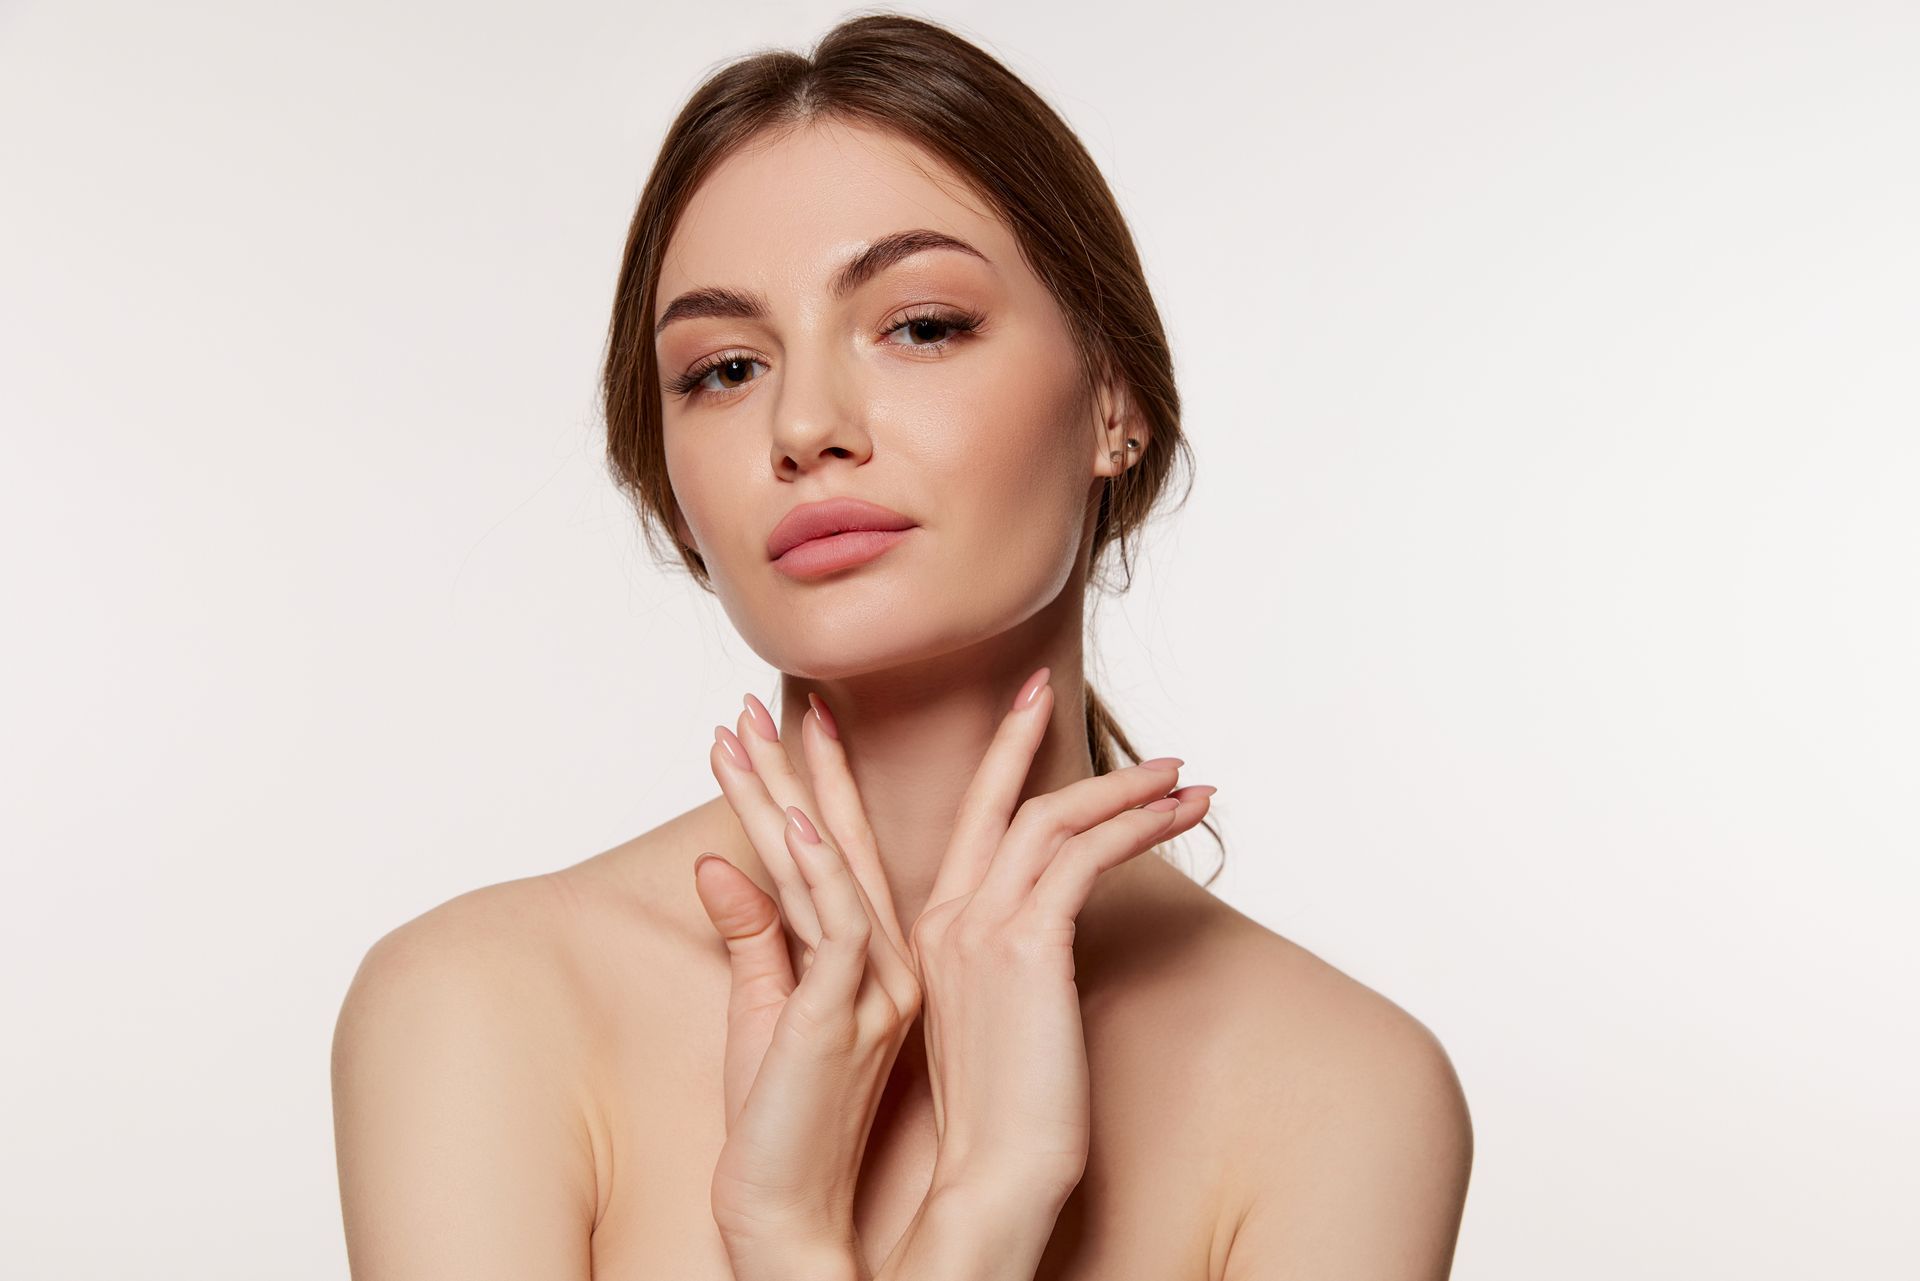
330;869;608;1136
330;872;607;1271
333;792;743;1071
335;871;584;1034
335;797;725;1055
1224;913;1470;1133
1202;905;1473;1278
330;796;725;1263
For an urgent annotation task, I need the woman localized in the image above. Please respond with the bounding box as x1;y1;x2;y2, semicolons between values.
331;13;1472;1279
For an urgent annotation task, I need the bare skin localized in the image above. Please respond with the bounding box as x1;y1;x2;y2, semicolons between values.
331;117;1473;1279
335;795;1470;1279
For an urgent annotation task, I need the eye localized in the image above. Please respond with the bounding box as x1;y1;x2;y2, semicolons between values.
881;307;981;350
668;352;767;400
665;307;983;404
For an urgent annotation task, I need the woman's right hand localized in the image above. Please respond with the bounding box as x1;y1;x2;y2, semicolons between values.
693;702;921;1274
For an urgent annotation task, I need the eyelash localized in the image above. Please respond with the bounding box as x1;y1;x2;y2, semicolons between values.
666;306;983;401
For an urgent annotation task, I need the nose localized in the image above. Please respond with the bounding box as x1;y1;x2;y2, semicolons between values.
766;338;873;479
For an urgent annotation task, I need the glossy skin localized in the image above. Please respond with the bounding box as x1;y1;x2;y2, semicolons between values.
330;117;1474;1279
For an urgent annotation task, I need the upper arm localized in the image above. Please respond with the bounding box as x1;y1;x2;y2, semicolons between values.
1222;985;1474;1281
331;885;598;1280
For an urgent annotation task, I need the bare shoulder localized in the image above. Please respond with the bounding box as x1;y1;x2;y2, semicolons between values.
330;870;606;1273
337;795;731;1031
329;803;724;1272
1213;901;1470;1127
1186;892;1473;1279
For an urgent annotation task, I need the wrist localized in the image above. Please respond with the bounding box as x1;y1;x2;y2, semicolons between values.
926;1159;1078;1222
721;1229;863;1281
876;1180;1068;1281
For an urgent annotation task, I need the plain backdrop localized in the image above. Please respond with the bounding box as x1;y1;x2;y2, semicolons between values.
2;0;1915;1275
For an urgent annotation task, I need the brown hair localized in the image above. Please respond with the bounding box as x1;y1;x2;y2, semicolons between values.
599;10;1222;885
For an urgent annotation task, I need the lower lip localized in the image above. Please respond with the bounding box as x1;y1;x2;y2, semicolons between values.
772;528;914;578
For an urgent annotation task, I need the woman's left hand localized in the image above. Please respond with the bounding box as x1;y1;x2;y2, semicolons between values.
694;694;917;1273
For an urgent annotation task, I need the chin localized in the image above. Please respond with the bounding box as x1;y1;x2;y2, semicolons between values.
747;593;1059;683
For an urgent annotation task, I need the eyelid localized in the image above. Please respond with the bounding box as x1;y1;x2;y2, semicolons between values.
878;304;983;344
667;305;983;402
666;347;767;399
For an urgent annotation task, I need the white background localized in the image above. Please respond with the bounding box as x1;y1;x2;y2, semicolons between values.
3;1;1914;1274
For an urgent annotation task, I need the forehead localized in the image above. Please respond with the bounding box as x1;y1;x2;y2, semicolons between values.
656;119;1011;303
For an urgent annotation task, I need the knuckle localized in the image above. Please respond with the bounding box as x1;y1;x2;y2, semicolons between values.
951;916;999;962
909;902;953;953
785;994;853;1045
873;983;920;1034
1014;794;1063;831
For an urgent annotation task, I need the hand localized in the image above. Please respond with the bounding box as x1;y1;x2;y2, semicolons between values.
692;695;920;1271
903;666;1215;1207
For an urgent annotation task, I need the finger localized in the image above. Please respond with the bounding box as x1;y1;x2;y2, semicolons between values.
783;806;874;1015
927;667;1054;908
972;756;1187;914
1029;792;1213;923
711;724;825;948
741;692;913;975
732;696;837;917
786;803;920;1023
691;851;797;1126
800;693;909;955
692;851;799;1004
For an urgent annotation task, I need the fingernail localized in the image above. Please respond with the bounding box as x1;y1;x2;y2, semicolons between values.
806;691;840;740
742;692;779;741
1013;666;1051;710
693;852;721;875
785;805;821;843
715;725;754;772
1178;784;1218;799
1144;797;1181;812
1138;756;1184;770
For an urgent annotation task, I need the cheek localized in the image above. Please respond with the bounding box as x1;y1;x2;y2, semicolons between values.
662;430;734;559
663;414;750;514
915;353;1092;586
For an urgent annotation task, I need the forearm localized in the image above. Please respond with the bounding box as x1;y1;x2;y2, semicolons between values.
873;1182;1068;1281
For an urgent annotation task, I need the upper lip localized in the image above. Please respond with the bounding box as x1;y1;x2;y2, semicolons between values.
767;497;917;560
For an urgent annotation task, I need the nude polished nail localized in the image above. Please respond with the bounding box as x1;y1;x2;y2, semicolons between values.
1013;666;1052;710
786;805;821;843
714;725;754;772
742;692;779;740
806;691;840;740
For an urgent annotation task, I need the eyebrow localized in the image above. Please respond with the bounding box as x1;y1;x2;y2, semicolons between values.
653;228;991;338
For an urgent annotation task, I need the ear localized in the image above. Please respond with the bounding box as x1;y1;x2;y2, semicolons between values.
1088;369;1148;482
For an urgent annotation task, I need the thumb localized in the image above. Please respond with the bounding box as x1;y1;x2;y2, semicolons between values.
693;853;798;1008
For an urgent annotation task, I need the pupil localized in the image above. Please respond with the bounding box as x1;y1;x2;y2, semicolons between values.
911;318;943;342
723;359;747;383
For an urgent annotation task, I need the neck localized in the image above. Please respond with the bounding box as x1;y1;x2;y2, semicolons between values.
777;603;1101;929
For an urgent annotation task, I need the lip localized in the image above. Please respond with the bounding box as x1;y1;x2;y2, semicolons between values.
767;496;918;561
771;527;913;578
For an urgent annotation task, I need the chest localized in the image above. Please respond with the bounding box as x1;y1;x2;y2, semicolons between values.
582;976;1231;1279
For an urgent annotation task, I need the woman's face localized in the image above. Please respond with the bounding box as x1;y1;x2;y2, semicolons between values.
653;118;1131;678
